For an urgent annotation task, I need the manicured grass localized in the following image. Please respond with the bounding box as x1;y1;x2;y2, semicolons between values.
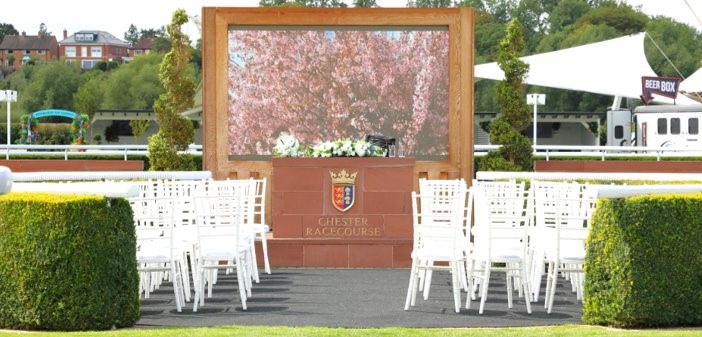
1;325;701;337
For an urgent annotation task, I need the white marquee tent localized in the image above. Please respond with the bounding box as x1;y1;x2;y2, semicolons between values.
474;32;701;106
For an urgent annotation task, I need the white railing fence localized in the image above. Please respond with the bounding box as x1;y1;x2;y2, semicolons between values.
0;144;202;160
0;144;700;161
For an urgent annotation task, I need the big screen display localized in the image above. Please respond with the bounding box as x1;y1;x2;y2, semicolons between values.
227;26;449;160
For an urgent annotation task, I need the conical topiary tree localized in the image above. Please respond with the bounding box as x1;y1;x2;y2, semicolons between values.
147;9;196;171
479;18;533;172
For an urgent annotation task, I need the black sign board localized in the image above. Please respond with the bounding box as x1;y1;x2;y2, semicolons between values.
640;76;681;105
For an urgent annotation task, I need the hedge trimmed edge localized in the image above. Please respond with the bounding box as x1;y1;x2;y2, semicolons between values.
0;193;139;331
584;193;702;328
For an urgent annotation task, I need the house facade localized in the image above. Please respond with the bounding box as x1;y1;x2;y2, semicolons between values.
0;31;59;71
128;37;154;58
58;30;129;69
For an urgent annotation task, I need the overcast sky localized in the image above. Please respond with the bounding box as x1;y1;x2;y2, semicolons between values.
3;0;701;42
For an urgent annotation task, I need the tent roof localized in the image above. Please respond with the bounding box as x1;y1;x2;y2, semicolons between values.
679;67;702;103
474;33;700;105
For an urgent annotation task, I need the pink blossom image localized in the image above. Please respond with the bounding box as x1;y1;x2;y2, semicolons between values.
227;27;449;159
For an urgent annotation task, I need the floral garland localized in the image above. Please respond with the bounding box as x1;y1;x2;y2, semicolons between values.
17;114;39;144
71;114;90;145
273;133;386;158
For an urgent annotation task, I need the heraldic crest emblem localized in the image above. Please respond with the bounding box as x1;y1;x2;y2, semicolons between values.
330;169;357;212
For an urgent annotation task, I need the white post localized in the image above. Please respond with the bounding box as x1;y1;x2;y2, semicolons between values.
526;93;545;151
532;102;538;147
6;91;10;147
2;90;17;159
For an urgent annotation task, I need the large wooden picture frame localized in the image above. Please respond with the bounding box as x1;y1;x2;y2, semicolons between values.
202;6;474;183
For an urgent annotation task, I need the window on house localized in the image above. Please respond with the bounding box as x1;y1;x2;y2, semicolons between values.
65;46;76;57
91;47;102;57
135;50;143;55
657;118;667;135
37;50;45;55
81;59;96;69
24;50;30;55
75;33;95;42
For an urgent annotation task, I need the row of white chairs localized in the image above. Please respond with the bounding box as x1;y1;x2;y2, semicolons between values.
405;178;598;314
131;178;271;312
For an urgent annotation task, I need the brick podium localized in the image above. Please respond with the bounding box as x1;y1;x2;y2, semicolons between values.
268;157;414;267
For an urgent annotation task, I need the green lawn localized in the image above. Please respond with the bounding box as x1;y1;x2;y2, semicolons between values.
1;325;701;337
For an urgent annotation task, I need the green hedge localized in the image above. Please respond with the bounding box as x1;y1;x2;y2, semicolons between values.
0;193;139;331
583;194;702;328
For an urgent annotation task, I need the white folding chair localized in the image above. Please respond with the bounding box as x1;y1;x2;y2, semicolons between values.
251;178;271;275
467;181;532;314
191;179;254;312
131;193;186;312
405;186;467;313
417;178;471;296
537;182;597;313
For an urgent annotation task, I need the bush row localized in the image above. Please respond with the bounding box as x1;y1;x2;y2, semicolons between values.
584;193;702;327
0;193;139;331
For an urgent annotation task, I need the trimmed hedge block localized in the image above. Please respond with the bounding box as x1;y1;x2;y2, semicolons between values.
0;193;139;331
584;193;702;328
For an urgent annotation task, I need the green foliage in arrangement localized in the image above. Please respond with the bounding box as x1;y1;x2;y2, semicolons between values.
584;194;702;328
0;193;139;331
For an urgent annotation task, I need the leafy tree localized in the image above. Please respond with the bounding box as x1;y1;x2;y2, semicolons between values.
407;0;453;7
73;71;107;117
353;0;377;7
124;24;139;46
259;0;347;7
547;0;592;32
129;117;150;144
38;22;49;36
191;39;202;72
480;19;532;171
20;61;82;114
102;53;165;109
147;9;196;171
0;23;18;42
645;16;702;78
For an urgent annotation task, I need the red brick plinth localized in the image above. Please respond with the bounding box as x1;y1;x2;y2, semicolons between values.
0;160;144;172
270;157;414;267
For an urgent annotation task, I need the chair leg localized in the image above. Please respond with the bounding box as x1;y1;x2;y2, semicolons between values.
478;267;491;314
543;261;553;309
506;270;513;309
520;262;532;314
235;262;248;310
171;263;183;312
451;263;462;313
547;262;558;314
464;259;474;309
260;234;271;274
404;260;418;310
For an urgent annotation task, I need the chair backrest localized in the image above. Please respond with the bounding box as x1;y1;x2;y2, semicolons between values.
532;180;596;259
473;180;530;258
412;186;467;257
251;178;267;226
192;179;254;255
418;178;468;226
129;194;176;258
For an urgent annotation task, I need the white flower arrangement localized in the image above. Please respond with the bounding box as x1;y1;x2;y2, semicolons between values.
273;133;386;158
273;133;302;157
